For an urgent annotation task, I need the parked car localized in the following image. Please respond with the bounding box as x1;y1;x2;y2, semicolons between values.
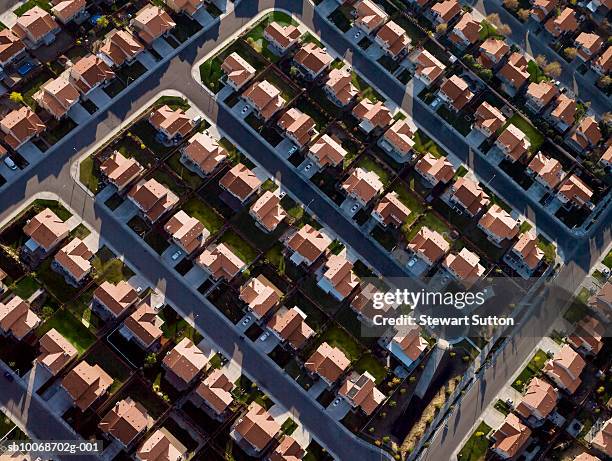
4;157;17;171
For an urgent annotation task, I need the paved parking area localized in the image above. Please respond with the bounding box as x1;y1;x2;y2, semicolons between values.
193;8;214;27
275;138;298;159
162;243;185;266
113;200;138;222
44;386;73;416
68;103;91;124
17;141;44;163
88;87;112;107
136;51;158;69
151;37;174;57
252;331;279;353
325;397;351;420
340;197;362;217
236;313;253;333
183;265;209;286
296;158;319;179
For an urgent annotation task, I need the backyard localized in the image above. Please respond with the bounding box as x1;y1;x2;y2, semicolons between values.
457;421;492;461
511;349;548;391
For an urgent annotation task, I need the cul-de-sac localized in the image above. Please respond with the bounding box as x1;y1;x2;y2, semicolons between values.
0;0;610;460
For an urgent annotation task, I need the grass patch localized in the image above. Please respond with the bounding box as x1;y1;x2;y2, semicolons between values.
413;130;444;157
405;211;450;242
79;156;99;194
458;421;491;461
244;12;299;63
32;199;71;221
601;250;612;269
393;183;424;226
154;96;189;111
479;20;502;40
494;399;511;415
352;72;382;103
316;325;361;362
92;256;133;284
11;275;40;299
219;230;258;264
511;349;547;392
166;153;204;189
354;354;387;384
505;115;544;152
563;299;587;324
70;224;90;240
182;197;224;234
527;61;547;83
281;418;298;435
36;309;95;355
356;156;391;187
35;258;80;303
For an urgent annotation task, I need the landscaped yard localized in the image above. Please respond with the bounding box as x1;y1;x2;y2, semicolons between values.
31;199;71;221
393;184;424;226
35;258;80;303
505;115;544;152
457;421;491;461
243;11;298;63
166;153;204;189
91;255;133;284
14;0;52;15
87;343;132;394
356;156;392;186
602;249;612;269
313;325;362;362
404;211;450;242
219;231;258;264
413;130;445;157
36;309;96;355
354;354;387;384
11;275;40;299
352;72;382;102
79;156;100;194
183;197;224;234
511;349;548;391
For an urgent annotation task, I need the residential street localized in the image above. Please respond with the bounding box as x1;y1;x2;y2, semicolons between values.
0;1;608;460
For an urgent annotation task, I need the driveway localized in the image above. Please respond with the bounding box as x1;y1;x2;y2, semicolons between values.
87;87;112;107
296;158;319;179
17;141;44;163
326;397;351;420
151;37;175;57
136;51;158;69
68;103;91;124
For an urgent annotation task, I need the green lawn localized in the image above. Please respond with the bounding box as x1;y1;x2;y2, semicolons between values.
356;156;391;187
457;421;491;461
537;237;556;264
0;414;15;438
413;130;444;157
36;309;96;355
86;343;131;394
316;325;362;362
352;72;382;102
393;184;424;226
166;153;204;189
478;20;502;40
244;12;299;63
79;156;99;194
527;61;547;83
602;250;612;269
199;58;224;93
281;418;298;435
14;0;52;16
35;259;80;303
219;230;258;264
154;96;189;111
11;275;40;299
505;115;544;152
183;197;224;234
405;211;450;242
31;199;71;221
91;256;133;284
511;349;547;392
70;223;91;240
354;354;387;384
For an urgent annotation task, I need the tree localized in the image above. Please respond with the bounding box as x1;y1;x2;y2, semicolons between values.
144;353;157;368
517;9;530;21
9;92;24;104
435;23;448;34
96;16;109;29
278;256;285;276
564;47;578;60
543;61;562;78
535;54;548;68
497;23;512;36
599;75;612;92
503;0;518;10
486;13;502;27
41;306;54;321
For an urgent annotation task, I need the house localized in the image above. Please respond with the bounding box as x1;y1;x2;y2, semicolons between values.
239;274;282;320
52;238;94;286
591;418;612;459
409;48;445;86
589;282;612;323
192;369;234;419
164;0;205;16
22;208;69;262
34;76;80;120
100;152;144;192
354;0;389;34
575;32;603;62
338;371;384;415
323;67;358;106
438;75;474;111
342;167;384;206
386;328;428;369
293;43;333;80
568;316;604;355
557;174;593;209
163;337;208;389
477;205;519;245
380;118;418;158
544;344;585;394
414;152;455;186
373;192;410;228
164;210;209;254
221;52;256;90
516;377;558;421
285;224;331;266
508;231;544;275
11;6;59;48
544;7;578;38
479;38;509;67
99;398;150;448
243;80;285;120
131;5;176;45
121;302;164;350
474;102;506;138
599;143;612;169
495;124;530;162
196;244;245;281
98;29;144;67
219;163;262;203
149;105;193;143
352;99;392;133
0;296;40;340
375;20;410;59
430;0;461;25
135;428;187;461
449;177;490;216
497;53;529;93
407;227;449;266
70;54;115;95
525;81;559;112
180;132;227;177
492;413;532;459
267;306;314;350
442;248;485;285
61;361;113;411
308;134;347;167
318;254;360;301
93;280;139;319
526;152;564;190
573;454;602;461
51;0;86;25
305;342;350;385
0;29;25;68
277;108;316;147
592;46;612;76
569;116;602;151
351;282;388;325
449;12;480;48
128;178;179;223
548;94;576;132
250;191;286;232
530;0;557;22
232;402;280;454
1;106;45;150
268;436;305;461
37;329;77;375
263;22;301;55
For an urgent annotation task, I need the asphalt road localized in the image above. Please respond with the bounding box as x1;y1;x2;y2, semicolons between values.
0;1;609;460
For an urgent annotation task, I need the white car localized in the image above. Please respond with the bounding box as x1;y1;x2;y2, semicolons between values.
3;157;17;171
259;332;270;342
241;316;251;326
354;31;361;39
332;398;341;406
288;145;298;155
279;191;286;199
407;257;417;268
171;250;182;261
241;106;249;114
304;163;312;172
350;204;359;213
